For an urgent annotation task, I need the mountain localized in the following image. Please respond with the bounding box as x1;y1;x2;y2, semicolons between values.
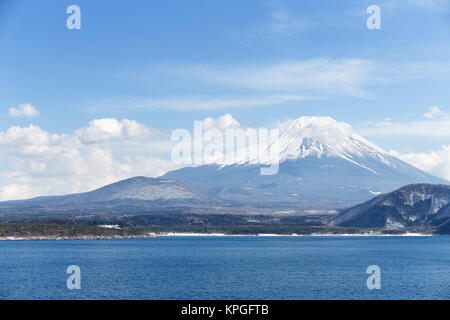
0;177;217;210
1;116;448;219
330;184;450;232
162;117;447;208
52;176;215;204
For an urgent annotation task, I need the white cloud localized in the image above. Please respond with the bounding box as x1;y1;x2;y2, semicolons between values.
359;107;450;138
169;59;450;100
357;106;450;181
75;118;163;143
0;119;179;201
202;114;241;130
424;106;448;119
360;119;450;137
0;124;56;145
8;103;40;118
124;59;450;112
175;59;377;98
0;114;251;201
390;145;450;181
124;94;310;111
0;184;35;202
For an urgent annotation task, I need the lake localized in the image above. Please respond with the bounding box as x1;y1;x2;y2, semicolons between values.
0;236;449;300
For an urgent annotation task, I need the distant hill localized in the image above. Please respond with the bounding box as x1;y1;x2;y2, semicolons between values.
2;177;216;206
0;177;220;218
331;184;450;233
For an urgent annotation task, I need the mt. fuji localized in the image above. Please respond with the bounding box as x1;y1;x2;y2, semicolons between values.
163;116;447;208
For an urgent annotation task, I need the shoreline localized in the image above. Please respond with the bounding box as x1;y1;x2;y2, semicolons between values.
157;232;434;237
0;232;437;240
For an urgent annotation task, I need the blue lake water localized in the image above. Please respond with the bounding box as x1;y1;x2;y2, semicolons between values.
0;236;449;300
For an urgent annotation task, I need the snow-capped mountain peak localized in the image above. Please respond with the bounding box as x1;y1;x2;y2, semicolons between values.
216;116;393;174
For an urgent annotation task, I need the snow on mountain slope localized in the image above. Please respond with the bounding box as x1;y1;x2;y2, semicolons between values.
0;177;216;207
216;116;396;174
62;176;211;203
331;184;450;228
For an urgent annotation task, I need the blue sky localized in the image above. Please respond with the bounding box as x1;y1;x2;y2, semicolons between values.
0;0;450;199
